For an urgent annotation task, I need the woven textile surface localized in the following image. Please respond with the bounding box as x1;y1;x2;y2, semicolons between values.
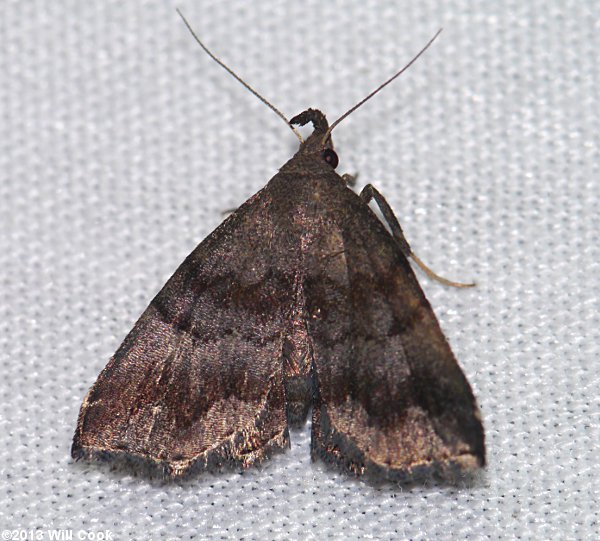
1;1;598;539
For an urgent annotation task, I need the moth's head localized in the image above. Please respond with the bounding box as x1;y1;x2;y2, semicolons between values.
289;109;339;170
178;10;441;178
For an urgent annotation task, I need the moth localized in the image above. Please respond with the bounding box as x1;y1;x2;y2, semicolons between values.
72;13;485;483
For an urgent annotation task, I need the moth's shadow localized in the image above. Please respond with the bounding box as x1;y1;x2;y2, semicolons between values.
311;456;488;493
69;448;287;489
70;446;488;492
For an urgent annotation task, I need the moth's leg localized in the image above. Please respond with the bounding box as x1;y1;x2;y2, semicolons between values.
360;184;474;288
360;184;411;256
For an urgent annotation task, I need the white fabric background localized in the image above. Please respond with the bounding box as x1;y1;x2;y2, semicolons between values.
1;1;598;539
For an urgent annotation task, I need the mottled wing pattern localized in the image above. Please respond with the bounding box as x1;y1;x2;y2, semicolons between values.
304;185;485;482
72;188;296;476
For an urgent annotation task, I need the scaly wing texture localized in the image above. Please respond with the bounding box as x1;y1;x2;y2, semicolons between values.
304;185;485;482
72;188;297;476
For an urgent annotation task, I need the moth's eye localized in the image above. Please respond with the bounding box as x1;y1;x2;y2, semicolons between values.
321;148;339;169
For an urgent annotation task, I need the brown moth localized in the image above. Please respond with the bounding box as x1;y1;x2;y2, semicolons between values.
72;13;485;483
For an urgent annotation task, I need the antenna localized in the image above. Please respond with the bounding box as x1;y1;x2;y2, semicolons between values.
176;9;304;143
323;28;443;144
